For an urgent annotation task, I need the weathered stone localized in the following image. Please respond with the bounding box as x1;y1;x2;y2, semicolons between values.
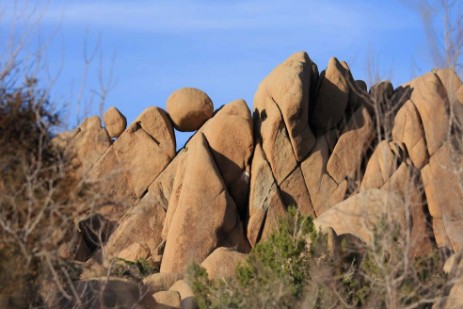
162;150;188;241
392;100;428;168
169;280;196;309
421;143;463;252
361;141;403;190
254;51;316;161
117;242;150;262
153;291;181;309
253;93;298;183
410;72;449;156
247;144;285;246
166;87;214;132
199;99;253;214
136;106;176;159
327;106;374;183
104;106;127;138
73;116;111;173
382;163;433;257
315;189;405;244
301;134;347;216
160;134;243;273
312;57;350;133
113;124;172;198
143;272;183;293
201;247;247;280
279;166;315;216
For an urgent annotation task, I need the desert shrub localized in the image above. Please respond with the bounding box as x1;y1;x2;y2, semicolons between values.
188;208;449;309
110;257;159;280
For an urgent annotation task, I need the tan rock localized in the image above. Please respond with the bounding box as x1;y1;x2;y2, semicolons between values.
360;141;403;190
135;106;176;159
254;51;316;161
113;123;172;197
153;291;181;309
315;189;405;244
247;144;286;246
104;153;184;265
73;116;111;173
435;68;462;103
421;143;463;251
327;105;375;183
201;247;247;280
199;99;253;213
280;166;315;216
166;88;213;132
253;93;298;183
104;106;127;138
169;280;197;309
162;150;188;241
160;134;243;273
392;100;428;168
312;57;350;133
143;273;183;293
410;72;449;156
382;163;433;257
117;242;150;262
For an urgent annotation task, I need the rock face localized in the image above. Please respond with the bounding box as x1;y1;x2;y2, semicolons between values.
62;52;463;307
166;87;214;132
160;134;245;273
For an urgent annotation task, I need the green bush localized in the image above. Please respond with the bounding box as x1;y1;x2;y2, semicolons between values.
187;208;449;309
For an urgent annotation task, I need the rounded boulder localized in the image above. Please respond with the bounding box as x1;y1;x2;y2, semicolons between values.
166;88;213;131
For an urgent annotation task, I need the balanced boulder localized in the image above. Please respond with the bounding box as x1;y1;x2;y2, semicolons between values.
166;87;214;131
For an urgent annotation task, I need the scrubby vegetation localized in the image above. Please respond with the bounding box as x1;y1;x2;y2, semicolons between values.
188;207;449;308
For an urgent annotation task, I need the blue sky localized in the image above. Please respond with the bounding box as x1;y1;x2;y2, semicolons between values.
2;0;455;147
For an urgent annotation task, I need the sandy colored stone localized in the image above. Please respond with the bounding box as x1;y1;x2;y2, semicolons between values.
113;123;172;198
360;141;404;190
327;105;374;183
104;106;127;138
254;51;316;161
279;166;314;216
392;100;428;168
117;242;150;262
312;57;350;133
160;134;243;273
199;99;253;214
300;135;347;216
253;93;298;184
247;144;285;246
143;272;183;293
410;72;449;156
315;189;405;244
73;116;111;173
382;163;433;257
153;291;181;309
201;247;247;280
166;87;213;132
102;155;181;266
421;143;463;252
169;280;196;309
136;106;176;159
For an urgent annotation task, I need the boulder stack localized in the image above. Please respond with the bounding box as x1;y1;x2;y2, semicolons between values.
60;51;463;308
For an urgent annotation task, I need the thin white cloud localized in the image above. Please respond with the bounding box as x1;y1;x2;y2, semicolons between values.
37;0;419;36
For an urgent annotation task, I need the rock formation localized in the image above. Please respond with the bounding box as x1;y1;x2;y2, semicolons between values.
58;51;463;308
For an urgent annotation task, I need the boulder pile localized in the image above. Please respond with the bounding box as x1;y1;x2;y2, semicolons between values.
56;52;463;308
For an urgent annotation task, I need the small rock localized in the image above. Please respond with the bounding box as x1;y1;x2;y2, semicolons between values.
153;291;181;309
104;106;127;138
117;242;150;262
166;87;214;131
